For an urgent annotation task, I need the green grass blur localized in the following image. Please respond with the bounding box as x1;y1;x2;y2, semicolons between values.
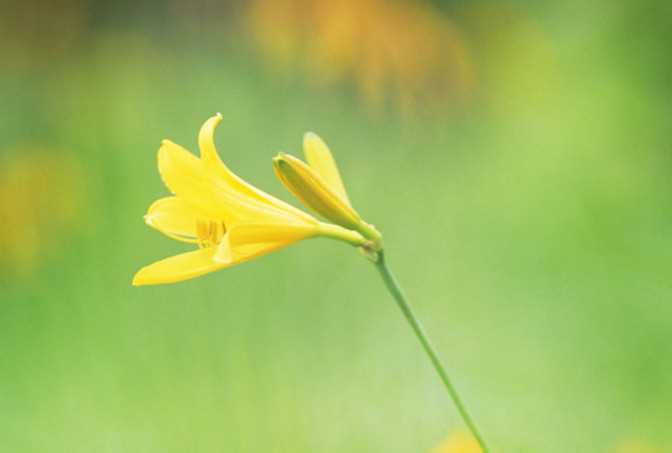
1;1;671;452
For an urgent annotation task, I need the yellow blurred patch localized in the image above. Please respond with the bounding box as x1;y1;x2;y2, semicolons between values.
0;147;84;277
613;439;663;453
432;433;483;453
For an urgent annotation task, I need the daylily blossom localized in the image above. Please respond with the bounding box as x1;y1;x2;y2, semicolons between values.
133;114;366;286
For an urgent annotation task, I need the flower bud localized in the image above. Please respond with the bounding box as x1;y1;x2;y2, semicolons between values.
273;153;362;230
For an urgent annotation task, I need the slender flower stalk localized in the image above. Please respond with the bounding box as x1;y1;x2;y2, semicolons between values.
375;252;490;453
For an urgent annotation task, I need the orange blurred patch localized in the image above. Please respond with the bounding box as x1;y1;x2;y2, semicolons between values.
247;0;474;116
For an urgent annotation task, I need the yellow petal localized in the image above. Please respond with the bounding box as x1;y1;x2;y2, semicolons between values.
213;223;316;263
133;239;298;286
144;196;202;243
303;132;351;205
132;247;226;286
228;222;318;245
213;236;292;264
158;139;302;225
273;153;361;230
198;114;316;223
158;139;222;218
198;113;248;191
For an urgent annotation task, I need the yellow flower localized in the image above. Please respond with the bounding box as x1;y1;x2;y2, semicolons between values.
272;132;382;251
133;114;366;286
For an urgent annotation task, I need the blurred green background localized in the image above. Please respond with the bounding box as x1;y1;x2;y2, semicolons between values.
1;1;670;452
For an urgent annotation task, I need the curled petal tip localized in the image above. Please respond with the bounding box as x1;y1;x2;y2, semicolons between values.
200;114;223;140
211;112;223;125
199;114;224;165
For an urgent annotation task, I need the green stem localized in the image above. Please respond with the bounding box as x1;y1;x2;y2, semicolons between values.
317;222;368;247
374;252;491;453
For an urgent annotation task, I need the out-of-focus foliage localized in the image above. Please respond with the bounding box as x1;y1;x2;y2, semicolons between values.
1;0;670;452
0;0;90;72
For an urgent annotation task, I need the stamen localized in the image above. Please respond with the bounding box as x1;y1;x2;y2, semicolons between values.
195;219;227;248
